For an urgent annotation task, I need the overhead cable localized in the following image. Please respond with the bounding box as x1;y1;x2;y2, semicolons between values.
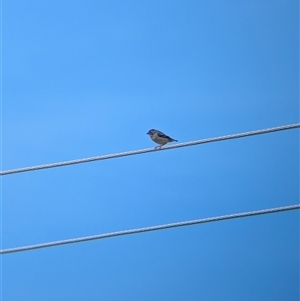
1;123;299;176
1;204;299;255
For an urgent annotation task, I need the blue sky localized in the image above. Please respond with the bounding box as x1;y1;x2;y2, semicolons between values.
1;1;299;300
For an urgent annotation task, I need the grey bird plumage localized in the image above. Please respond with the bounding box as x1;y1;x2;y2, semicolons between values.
146;129;178;149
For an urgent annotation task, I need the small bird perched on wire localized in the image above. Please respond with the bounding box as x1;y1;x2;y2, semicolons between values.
146;129;178;149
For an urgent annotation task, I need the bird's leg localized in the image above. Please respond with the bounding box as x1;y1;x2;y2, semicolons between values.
157;143;166;149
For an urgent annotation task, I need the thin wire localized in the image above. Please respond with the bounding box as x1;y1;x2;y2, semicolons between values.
1;204;299;255
1;123;299;176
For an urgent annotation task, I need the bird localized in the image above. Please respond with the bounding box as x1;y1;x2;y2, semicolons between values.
146;129;178;149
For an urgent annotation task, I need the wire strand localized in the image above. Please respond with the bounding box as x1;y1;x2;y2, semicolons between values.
1;123;299;176
1;204;299;255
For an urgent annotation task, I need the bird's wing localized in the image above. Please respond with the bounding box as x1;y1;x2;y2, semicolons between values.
156;131;172;140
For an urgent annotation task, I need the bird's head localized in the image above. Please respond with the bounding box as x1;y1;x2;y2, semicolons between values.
146;129;156;135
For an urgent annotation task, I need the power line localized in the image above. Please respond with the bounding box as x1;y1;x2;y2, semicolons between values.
1;123;299;176
1;204;299;255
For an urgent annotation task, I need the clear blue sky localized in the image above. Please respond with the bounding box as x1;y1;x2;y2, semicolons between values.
1;1;299;300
